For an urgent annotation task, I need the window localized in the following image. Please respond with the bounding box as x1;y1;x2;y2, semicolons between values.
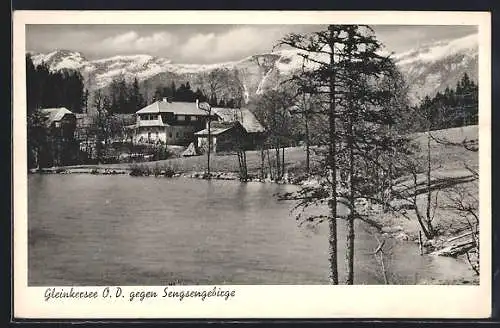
169;132;172;138
176;132;179;137
54;122;61;128
142;114;158;120
191;116;197;121
177;115;185;121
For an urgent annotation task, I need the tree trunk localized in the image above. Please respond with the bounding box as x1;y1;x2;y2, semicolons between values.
207;113;211;178
275;144;281;180
34;147;40;170
385;126;394;213
425;129;434;236
413;172;433;239
266;148;273;180
345;48;355;284
327;25;338;285
346;120;355;285
242;150;247;180
305;111;310;175
236;136;248;182
237;151;242;177
260;146;265;180
282;145;285;180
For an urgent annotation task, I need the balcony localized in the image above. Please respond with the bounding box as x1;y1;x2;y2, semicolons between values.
137;119;164;127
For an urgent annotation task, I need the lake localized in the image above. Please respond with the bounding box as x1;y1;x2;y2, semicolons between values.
28;174;475;285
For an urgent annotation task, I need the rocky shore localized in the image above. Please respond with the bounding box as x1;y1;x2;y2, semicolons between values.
30;166;303;184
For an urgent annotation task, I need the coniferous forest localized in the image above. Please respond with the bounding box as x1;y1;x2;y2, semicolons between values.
413;73;478;131
26;54;86;114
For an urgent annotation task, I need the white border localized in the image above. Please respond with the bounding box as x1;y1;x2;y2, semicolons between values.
13;10;492;319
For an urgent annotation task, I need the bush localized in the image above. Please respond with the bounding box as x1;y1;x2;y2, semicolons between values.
129;164;151;176
153;164;176;177
164;166;175;178
130;163;177;177
153;163;162;177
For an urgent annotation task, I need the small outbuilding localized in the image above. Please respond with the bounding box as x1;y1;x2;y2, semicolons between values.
35;107;79;167
211;107;266;149
194;121;247;153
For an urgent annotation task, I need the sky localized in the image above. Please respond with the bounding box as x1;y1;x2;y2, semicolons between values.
26;24;478;64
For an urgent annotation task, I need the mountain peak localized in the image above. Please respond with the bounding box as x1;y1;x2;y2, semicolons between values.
394;33;478;66
30;49;87;71
27;33;478;104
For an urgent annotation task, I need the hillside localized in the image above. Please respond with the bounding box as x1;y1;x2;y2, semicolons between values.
28;33;478;106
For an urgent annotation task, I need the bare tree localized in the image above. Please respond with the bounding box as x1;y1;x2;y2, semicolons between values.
251;88;296;181
289;91;319;176
431;130;479;274
90;90;112;164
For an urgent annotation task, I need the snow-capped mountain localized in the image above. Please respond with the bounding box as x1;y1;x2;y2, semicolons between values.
27;33;478;105
394;33;478;103
29;49;88;71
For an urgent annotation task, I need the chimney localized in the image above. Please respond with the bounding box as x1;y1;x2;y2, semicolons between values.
196;99;199;108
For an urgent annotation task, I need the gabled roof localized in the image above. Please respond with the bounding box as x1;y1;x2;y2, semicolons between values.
194;126;234;136
136;101;209;116
212;107;265;133
40;107;74;127
194;121;244;136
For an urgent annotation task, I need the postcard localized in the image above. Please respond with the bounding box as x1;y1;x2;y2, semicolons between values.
13;10;492;319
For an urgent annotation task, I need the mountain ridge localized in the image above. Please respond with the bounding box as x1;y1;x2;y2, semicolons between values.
28;33;478;105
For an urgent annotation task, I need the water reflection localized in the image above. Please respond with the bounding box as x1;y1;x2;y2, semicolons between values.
28;175;475;285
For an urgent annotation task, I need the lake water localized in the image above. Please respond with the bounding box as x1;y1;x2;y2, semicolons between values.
28;174;475;285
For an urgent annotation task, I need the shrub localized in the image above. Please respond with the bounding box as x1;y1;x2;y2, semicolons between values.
164;166;175;178
153;163;162;177
129;164;151;176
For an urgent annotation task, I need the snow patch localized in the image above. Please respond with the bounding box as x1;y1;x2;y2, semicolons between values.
395;33;478;66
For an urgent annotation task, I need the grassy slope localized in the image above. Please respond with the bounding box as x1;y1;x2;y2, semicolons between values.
372;125;479;240
66;146;313;176
87;125;478;174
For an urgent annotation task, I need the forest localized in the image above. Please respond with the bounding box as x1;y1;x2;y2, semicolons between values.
26;54;87;114
415;73;478;130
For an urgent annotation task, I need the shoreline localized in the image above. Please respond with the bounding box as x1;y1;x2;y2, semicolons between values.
29;164;479;283
29;165;304;184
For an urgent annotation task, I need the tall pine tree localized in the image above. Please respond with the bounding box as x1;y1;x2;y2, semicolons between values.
277;25;410;284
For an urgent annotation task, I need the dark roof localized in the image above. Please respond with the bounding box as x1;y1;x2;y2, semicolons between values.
212;107;265;133
194;126;234;136
194;121;244;136
136;100;209;116
75;113;135;127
